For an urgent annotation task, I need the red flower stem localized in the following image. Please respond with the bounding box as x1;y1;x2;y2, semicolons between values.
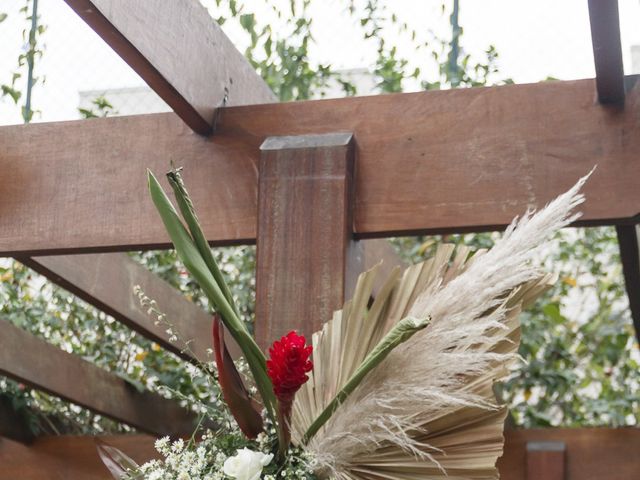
276;399;292;461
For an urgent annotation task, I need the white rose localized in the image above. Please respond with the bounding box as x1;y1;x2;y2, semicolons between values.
223;448;273;480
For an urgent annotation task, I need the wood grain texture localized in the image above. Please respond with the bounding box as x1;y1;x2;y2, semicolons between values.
1;428;638;479
498;428;640;480
0;320;198;436
616;224;640;343
1;78;640;255
23;245;398;357
0;435;158;480
525;442;565;480
588;0;625;104
0;113;257;255
254;133;359;348
21;253;214;364
64;0;276;134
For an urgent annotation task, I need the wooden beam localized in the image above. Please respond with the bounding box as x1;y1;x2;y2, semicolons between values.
254;133;360;348
525;441;565;480
0;113;256;255
1;77;640;255
24;245;397;357
588;0;625;104
0;396;34;444
0;434;158;480
21;253;214;364
497;428;640;480
616;225;640;342
0;320;198;436
1;428;638;479
64;0;276;134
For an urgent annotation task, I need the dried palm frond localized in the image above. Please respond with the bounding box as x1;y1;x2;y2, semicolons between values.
292;174;589;480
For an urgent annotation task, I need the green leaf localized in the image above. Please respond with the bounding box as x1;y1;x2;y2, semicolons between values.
240;13;255;32
166;169;238;317
1;85;21;103
147;171;276;421
302;315;430;444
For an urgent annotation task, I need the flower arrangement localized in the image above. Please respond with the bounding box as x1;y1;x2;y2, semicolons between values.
100;168;590;480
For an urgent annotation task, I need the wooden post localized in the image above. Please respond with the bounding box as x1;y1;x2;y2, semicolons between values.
588;0;625;104
526;441;566;480
616;224;640;343
254;133;360;348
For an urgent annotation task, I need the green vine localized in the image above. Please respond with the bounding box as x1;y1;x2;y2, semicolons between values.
0;0;46;122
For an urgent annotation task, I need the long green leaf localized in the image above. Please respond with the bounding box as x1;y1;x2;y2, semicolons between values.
302;315;431;444
166;169;239;317
147;171;276;419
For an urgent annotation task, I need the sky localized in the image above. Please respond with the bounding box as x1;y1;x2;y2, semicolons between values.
0;0;639;125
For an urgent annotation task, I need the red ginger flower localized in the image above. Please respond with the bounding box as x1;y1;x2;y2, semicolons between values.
266;331;313;404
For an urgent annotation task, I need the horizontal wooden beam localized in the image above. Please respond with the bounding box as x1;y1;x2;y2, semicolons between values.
0;320;198;436
64;0;276;134
21;253;213;364
1;77;639;255
588;0;625;104
0;434;158;480
1;428;638;479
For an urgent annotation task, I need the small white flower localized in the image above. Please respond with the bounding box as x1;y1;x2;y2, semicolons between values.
223;448;273;480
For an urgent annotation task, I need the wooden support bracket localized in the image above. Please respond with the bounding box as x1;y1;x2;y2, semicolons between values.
525;441;566;480
254;133;361;348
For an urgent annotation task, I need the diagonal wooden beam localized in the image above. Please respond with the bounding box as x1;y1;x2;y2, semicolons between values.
20;254;214;364
0;319;199;436
0;77;639;255
588;0;625;104
21;247;397;361
64;0;276;134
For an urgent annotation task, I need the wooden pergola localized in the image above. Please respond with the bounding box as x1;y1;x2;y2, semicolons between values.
0;1;638;478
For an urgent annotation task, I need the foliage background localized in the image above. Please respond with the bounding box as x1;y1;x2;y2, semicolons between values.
0;0;638;435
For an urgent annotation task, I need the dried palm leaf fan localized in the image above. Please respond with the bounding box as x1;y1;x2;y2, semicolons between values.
292;173;590;480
